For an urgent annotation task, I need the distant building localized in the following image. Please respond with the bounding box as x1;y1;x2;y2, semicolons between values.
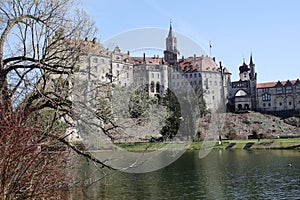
229;56;300;112
257;79;300;112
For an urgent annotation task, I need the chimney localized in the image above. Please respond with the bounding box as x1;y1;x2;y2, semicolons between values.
194;54;196;62
127;51;130;55
213;57;215;62
143;53;146;62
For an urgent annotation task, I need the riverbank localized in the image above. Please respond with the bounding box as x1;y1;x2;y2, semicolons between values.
115;138;300;152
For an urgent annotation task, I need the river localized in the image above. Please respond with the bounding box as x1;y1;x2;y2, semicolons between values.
68;149;300;199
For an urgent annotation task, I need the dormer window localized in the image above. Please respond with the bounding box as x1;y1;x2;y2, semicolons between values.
286;86;292;93
276;87;283;94
296;86;300;93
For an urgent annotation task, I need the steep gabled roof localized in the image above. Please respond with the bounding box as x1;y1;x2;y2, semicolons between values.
257;80;298;88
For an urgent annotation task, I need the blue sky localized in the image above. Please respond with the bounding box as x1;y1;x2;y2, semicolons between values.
81;0;300;83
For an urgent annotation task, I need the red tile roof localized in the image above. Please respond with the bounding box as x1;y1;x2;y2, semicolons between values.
178;56;220;73
257;80;299;88
130;57;164;65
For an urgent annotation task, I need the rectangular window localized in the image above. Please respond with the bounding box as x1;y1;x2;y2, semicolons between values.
262;93;271;101
276;87;283;94
194;73;197;78
286;86;292;93
151;73;154;78
157;74;159;79
190;74;193;78
296;86;300;93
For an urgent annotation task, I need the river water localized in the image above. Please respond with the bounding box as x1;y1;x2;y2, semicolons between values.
68;150;300;199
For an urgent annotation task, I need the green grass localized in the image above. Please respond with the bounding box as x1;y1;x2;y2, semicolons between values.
113;138;300;152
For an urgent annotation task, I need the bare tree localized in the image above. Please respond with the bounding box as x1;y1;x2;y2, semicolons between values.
0;0;116;198
0;0;96;112
0;104;71;200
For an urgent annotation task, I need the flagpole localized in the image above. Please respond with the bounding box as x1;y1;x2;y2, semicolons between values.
209;40;212;57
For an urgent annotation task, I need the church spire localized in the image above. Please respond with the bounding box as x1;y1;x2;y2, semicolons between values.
249;53;256;80
249;53;254;66
168;19;173;38
165;20;178;53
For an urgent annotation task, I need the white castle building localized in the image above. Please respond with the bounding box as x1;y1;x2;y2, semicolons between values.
76;24;232;112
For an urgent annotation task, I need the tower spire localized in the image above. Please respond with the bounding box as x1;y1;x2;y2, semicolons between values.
249;53;254;66
168;19;173;38
164;21;179;64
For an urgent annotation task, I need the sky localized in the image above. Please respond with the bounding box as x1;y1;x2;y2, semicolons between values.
81;0;300;83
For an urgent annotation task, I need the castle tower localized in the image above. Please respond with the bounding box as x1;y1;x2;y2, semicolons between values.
164;22;180;65
249;53;256;81
239;59;250;81
249;54;257;111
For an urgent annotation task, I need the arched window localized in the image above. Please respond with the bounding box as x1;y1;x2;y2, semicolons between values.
237;104;243;110
150;81;155;93
244;104;250;110
235;90;247;96
156;82;160;93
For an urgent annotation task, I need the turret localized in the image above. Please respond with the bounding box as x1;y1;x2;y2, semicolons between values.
239;61;250;81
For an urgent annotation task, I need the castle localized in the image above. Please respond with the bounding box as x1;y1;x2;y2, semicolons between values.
76;23;300;113
76;23;231;112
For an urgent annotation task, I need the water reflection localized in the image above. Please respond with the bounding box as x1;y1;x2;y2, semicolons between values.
69;150;300;199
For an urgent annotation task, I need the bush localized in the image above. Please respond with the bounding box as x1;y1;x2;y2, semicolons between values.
0;106;70;199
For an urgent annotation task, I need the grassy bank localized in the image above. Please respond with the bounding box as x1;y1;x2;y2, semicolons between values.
115;138;300;152
215;138;300;150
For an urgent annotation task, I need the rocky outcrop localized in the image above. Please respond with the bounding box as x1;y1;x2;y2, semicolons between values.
198;112;300;140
